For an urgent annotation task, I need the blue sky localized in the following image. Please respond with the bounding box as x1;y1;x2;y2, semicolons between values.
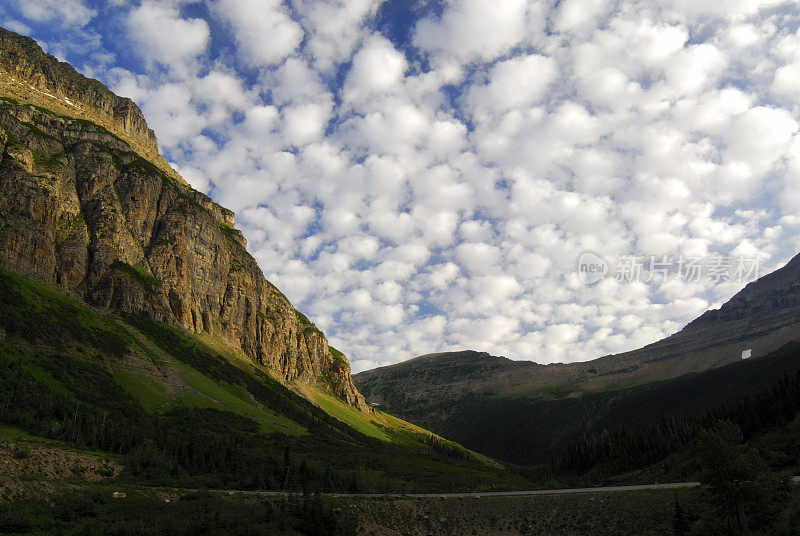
3;0;800;371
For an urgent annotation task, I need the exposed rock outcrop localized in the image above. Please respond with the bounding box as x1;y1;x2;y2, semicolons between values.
0;26;183;186
0;27;366;411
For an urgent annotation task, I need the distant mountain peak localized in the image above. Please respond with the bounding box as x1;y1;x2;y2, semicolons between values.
356;251;800;413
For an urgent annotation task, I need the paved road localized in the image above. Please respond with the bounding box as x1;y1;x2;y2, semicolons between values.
214;481;702;499
179;476;799;500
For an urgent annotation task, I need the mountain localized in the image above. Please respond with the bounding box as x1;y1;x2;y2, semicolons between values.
354;253;800;462
0;25;528;494
432;343;800;465
0;264;522;493
0;27;179;186
0;26;364;409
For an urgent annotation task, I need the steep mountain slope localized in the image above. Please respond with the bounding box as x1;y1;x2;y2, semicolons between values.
356;252;800;415
0;27;179;184
356;344;800;468
0;266;521;492
442;343;800;465
0;26;364;409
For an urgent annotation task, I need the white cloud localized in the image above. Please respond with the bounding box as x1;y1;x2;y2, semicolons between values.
724;106;798;173
554;0;609;35
343;35;408;103
772;63;800;101
134;82;208;147
282;102;332;146
660;0;787;21
664;43;726;95
211;0;303;67
192;70;250;110
265;58;330;106
291;0;382;72
15;0;95;28
3;19;31;35
66;0;800;370
455;243;502;275
413;0;528;64
466;54;557;117
127;2;209;73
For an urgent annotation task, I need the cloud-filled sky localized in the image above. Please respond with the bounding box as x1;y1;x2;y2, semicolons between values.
4;0;800;372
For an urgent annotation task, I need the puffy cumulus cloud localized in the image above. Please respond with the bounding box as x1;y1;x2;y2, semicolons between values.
553;0;610;36
771;63;800;102
127;2;209;73
343;35;408;104
282;102;333;146
450;315;521;347
291;0;383;72
61;0;800;371
133;82;210;148
413;0;528;65
425;263;461;290
664;43;727;96
264;58;331;106
723;106;797;174
465;54;557;118
14;0;95;28
211;0;303;67
771;28;800;102
192;70;251;110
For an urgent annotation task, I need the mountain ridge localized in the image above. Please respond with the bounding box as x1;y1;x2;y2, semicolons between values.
354;256;800;466
355;251;800;415
0;27;184;186
0;263;520;493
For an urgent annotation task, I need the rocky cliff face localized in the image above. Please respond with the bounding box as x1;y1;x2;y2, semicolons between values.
0;27;182;186
0;28;366;411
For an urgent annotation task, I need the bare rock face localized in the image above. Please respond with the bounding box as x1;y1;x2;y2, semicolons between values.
0;29;366;411
0;27;183;186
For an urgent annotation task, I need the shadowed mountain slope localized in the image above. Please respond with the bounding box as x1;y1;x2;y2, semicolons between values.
355;254;800;463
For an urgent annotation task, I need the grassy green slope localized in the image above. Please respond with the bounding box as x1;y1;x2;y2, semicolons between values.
0;266;527;492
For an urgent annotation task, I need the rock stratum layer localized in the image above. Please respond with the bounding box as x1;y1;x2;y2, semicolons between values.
0;27;182;186
0;27;366;411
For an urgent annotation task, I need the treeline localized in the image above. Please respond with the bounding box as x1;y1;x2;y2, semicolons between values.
0;346;149;454
437;342;800;468
0;343;420;492
551;366;800;478
0;334;441;492
0;490;357;536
